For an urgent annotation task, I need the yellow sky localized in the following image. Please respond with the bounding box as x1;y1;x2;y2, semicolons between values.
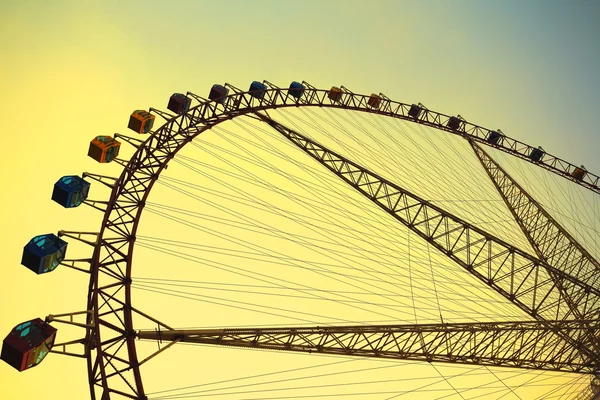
1;1;599;399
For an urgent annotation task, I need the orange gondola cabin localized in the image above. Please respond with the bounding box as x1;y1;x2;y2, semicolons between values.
1;318;57;372
128;110;155;134
88;135;121;163
328;86;343;103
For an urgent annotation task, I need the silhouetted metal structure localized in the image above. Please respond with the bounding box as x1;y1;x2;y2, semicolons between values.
6;81;600;399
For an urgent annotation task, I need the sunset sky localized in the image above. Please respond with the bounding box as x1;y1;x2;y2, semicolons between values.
1;1;599;399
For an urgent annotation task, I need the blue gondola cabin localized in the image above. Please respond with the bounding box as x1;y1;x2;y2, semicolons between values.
487;130;503;144
51;175;90;208
408;104;422;119
249;81;267;100
167;93;191;115
21;233;67;274
88;136;121;163
209;84;229;103
1;318;57;372
529;147;544;162
328;86;343;103
367;94;381;109
128;110;155;134
289;81;305;99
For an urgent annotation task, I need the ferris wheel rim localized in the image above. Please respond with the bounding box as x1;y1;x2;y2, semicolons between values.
85;83;598;399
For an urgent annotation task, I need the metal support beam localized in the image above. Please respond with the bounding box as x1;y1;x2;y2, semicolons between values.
255;113;600;370
470;141;600;297
138;320;599;374
254;113;600;322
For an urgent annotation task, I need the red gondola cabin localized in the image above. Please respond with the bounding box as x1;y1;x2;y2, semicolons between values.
167;93;192;115
572;166;587;181
209;85;229;104
1;318;57;372
367;94;381;109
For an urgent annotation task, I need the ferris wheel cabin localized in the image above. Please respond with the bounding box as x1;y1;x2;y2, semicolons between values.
249;81;267;100
487;130;503;144
209;85;229;103
1;318;57;372
572;165;587;181
447;116;463;131
21;233;67;274
530;146;545;162
51;175;90;208
167;93;192;115
328;86;344;103
88;135;121;163
288;81;305;99
408;104;423;119
128;110;155;134
367;94;382;109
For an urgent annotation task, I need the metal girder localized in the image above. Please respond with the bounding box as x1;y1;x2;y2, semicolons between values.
471;141;600;312
137;320;599;374
256;114;600;322
82;85;600;399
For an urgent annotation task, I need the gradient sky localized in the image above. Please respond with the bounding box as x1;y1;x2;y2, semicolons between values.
1;1;599;399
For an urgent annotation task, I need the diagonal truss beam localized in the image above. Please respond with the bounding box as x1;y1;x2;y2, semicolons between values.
255;113;600;324
83;85;600;399
137;320;599;374
471;141;600;320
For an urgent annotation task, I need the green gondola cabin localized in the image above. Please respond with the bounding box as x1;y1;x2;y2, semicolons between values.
1;319;57;372
530;146;544;162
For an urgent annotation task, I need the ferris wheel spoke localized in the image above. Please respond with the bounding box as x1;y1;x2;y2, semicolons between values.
471;142;600;301
255;113;600;305
148;166;437;317
251;112;600;375
136;320;597;374
140;176;522;324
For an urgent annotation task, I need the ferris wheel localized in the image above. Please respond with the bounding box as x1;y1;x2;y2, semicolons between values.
2;80;600;399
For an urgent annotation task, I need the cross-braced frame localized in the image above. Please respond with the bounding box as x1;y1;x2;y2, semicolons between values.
72;82;600;399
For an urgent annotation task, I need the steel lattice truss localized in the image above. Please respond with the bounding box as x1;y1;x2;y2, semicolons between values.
137;320;598;373
471;142;600;299
63;83;600;399
257;115;600;322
